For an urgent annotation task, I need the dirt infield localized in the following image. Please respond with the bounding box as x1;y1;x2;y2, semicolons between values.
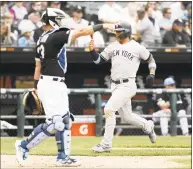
1;155;190;168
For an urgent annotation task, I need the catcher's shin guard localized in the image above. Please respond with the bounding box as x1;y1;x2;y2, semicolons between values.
55;130;71;157
21;123;51;150
55;116;72;157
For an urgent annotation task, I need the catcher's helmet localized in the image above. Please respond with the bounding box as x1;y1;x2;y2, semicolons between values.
41;8;68;29
23;91;44;115
114;21;132;39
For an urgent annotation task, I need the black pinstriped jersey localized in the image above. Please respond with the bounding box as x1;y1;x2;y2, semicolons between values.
35;27;71;77
156;93;186;112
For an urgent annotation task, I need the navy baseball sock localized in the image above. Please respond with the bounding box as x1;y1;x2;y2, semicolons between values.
20;140;28;150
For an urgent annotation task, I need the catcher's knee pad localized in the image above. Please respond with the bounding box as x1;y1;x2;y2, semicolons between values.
45;115;65;134
46;113;74;134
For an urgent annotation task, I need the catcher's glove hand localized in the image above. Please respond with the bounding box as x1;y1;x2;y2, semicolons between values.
146;74;155;87
23;91;44;115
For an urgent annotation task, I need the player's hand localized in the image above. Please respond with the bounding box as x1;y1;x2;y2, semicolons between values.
103;24;115;31
89;39;95;51
162;108;171;113
146;74;155;87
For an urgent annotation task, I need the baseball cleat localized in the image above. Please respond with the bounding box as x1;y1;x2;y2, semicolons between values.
92;144;112;153
15;140;29;166
148;120;157;143
56;156;81;167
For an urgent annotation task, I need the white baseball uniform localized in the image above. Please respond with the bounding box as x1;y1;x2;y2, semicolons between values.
100;40;153;147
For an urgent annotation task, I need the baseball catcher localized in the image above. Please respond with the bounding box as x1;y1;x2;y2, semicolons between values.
15;7;114;167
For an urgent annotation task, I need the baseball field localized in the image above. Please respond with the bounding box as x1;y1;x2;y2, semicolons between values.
1;136;191;168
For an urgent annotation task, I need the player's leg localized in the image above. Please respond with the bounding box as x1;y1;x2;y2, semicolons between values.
15;79;51;165
152;110;162;123
118;99;156;143
55;118;72;158
49;82;80;166
178;110;189;135
15;119;56;165
92;102;116;152
92;83;137;152
55;114;80;167
152;110;170;136
15;79;79;166
115;127;123;136
159;110;170;136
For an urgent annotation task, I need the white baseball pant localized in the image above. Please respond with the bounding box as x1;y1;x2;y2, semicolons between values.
101;78;153;147
37;75;69;118
152;109;189;135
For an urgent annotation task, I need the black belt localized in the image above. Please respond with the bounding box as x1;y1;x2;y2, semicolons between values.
40;76;65;82
111;79;129;84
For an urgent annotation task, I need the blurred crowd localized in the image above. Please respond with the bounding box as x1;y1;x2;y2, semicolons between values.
0;1;191;47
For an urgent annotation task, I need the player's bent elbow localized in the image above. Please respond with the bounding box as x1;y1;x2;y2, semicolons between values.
72;26;93;41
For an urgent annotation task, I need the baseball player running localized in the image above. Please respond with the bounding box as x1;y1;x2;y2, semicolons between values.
89;21;157;153
15;8;113;166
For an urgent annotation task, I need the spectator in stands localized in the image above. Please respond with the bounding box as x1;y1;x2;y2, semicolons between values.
24;2;42;19
162;19;191;47
120;2;140;36
170;2;190;21
49;1;61;9
64;6;89;47
159;2;173;9
3;12;20;38
145;5;161;43
136;9;156;46
41;1;48;10
183;20;191;41
11;2;28;21
152;76;189;136
186;3;192;21
64;6;88;29
18;27;35;47
1;2;15;19
63;6;104;47
147;2;163;23
28;11;42;28
159;8;173;37
98;2;122;43
18;19;36;40
0;20;17;45
98;1;122;24
19;10;42;37
0;2;8;16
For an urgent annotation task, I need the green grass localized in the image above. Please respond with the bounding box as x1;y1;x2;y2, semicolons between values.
1;136;191;156
171;158;191;169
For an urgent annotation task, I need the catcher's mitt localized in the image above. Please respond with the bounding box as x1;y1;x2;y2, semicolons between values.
23;91;44;115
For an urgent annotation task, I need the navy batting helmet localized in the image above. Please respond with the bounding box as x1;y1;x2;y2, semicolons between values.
114;21;132;39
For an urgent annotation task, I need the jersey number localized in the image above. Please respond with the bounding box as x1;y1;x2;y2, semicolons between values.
37;44;45;59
